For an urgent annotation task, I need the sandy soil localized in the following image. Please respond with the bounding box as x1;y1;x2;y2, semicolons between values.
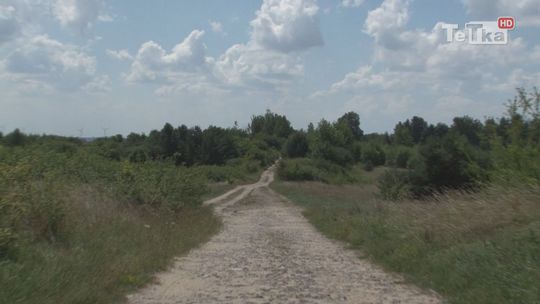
128;165;442;304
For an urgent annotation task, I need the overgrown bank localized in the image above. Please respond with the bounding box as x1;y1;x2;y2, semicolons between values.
272;177;540;304
273;89;540;303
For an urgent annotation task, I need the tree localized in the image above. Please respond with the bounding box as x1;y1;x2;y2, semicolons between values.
159;123;177;157
200;126;238;165
451;116;483;146
410;116;428;144
4;129;25;146
249;110;293;138
311;120;354;166
285;132;309;158
337;112;364;139
393;122;413;146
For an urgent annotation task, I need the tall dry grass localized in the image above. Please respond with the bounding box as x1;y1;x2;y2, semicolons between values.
273;178;540;304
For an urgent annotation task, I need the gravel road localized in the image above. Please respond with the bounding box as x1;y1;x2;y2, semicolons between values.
128;165;442;304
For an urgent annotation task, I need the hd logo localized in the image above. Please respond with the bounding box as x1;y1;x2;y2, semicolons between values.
442;17;516;45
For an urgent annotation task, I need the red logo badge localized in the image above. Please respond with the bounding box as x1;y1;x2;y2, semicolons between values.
498;17;515;30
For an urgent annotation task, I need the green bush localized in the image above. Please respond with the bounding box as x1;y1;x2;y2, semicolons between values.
377;169;410;201
362;144;386;167
409;134;491;194
277;158;358;184
284;132;309;158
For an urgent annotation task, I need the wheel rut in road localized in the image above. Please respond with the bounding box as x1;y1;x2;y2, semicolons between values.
128;166;442;304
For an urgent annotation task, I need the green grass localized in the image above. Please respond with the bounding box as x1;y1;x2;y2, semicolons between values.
272;173;540;304
0;144;231;303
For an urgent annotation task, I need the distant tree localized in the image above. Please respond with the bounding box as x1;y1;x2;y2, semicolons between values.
4;129;25;146
249;110;293;138
159;123;177;157
451;116;483;146
409;116;428;144
337;112;364;139
393;122;413;146
307;122;315;134
285;132;309;158
126;132;146;146
311;120;354;166
200;126;238;165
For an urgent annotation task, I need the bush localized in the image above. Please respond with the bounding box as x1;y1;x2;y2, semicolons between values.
285;132;309;158
362;144;386;167
377;169;410;201
278;158;319;181
409;134;490;195
277;158;358;184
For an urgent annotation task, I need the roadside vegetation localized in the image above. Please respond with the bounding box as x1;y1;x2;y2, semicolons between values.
273;88;540;303
0;111;289;303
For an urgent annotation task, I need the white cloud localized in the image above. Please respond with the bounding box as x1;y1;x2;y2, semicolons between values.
106;49;133;61
125;0;322;95
250;0;323;53
363;0;410;50
209;20;225;34
52;0;108;33
314;0;540;130
215;42;303;88
126;30;210;84
341;0;365;8
2;35;107;92
462;0;540;26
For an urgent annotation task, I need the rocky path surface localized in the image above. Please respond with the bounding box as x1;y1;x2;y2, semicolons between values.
128;165;442;304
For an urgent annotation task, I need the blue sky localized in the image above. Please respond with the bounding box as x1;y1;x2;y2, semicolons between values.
1;0;539;136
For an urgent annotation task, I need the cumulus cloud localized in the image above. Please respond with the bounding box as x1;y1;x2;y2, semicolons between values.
2;35;106;92
342;0;365;8
462;0;540;26
314;0;540;130
250;0;323;53
126;30;210;83
125;0;322;95
52;0;108;33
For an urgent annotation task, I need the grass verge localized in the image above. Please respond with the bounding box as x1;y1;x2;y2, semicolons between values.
272;176;540;304
0;184;220;304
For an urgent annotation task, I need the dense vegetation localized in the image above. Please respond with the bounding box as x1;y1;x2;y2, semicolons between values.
278;88;540;196
273;88;540;303
0;111;291;303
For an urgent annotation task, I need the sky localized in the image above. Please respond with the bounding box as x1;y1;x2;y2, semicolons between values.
0;0;539;137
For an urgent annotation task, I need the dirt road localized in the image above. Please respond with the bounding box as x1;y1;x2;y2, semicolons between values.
128;165;442;304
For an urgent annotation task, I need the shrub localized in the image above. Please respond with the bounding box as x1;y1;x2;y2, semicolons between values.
377;169;411;201
285;132;309;158
277;158;358;184
409;134;491;195
362;144;386;167
278;158;318;181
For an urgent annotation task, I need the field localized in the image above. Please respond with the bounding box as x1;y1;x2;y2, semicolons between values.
272;169;540;304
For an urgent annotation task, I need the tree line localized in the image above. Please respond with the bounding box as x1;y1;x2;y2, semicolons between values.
2;88;539;197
